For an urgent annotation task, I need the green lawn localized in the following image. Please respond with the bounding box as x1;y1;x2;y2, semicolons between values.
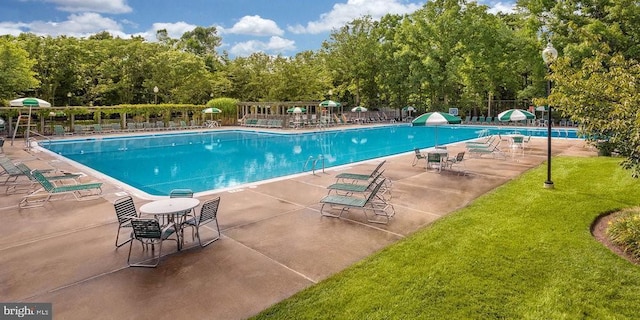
255;156;640;319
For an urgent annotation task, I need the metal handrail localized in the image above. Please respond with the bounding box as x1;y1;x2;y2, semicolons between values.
25;130;52;149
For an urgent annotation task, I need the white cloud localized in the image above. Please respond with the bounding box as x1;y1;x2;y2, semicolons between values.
223;15;284;36
288;0;423;34
147;21;197;39
5;13;125;37
0;22;29;36
230;36;296;57
44;0;132;14
486;2;516;14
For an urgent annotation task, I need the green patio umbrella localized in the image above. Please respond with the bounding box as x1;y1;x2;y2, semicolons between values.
351;106;367;121
497;109;535;122
402;106;416;113
10;97;51;146
202;107;222;121
412;111;462;147
286;107;306;113
319;100;341;124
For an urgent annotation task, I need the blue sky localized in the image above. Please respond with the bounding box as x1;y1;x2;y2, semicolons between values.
0;0;515;57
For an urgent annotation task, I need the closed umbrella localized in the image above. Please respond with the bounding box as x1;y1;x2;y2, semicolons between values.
10;97;51;146
497;109;535;123
412;112;461;147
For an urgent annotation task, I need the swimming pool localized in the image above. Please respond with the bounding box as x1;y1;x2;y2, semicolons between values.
42;125;579;196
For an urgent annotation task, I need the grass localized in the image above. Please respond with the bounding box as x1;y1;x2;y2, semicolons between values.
254;156;640;319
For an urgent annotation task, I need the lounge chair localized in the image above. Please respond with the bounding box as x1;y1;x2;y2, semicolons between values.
53;125;72;136
19;170;103;208
412;149;427;167
335;160;386;184
326;170;390;200
320;179;394;224
467;143;506;159
6;163;81;194
1;157;26;184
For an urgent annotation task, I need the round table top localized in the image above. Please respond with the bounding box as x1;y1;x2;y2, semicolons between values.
426;148;449;155
140;198;200;215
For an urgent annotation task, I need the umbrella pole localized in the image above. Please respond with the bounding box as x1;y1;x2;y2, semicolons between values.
25;106;32;148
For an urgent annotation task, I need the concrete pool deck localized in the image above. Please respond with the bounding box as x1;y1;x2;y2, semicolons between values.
0;127;596;319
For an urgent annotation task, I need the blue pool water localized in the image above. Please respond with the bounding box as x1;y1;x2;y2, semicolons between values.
43;125;579;196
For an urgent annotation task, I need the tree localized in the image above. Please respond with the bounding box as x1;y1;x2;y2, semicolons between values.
0;37;39;100
322;16;381;107
531;0;640;176
550;50;640;175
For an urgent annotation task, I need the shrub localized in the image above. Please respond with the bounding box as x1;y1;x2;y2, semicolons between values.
607;207;640;260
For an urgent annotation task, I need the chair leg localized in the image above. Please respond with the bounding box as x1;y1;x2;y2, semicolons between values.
197;221;221;247
115;225;133;248
128;239;162;268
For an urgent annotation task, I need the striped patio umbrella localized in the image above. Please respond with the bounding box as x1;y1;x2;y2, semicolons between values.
202;107;222;121
351;106;368;121
319;100;341;124
286;107;306;113
497;109;535;122
10;97;51;146
319;100;341;108
412;112;462;147
402;106;416;113
411;112;461;126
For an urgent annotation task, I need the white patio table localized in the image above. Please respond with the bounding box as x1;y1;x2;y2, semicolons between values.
140;198;200;250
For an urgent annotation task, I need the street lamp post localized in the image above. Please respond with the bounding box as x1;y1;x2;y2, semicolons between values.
542;41;558;189
67;92;72;106
153;86;159;104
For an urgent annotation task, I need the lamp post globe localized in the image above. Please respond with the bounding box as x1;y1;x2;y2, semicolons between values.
153;86;159;104
542;41;558;189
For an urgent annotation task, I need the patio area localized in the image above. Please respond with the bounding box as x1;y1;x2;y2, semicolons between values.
0;130;595;319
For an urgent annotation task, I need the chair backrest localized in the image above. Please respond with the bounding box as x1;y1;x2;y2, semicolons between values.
0;159;22;175
31;170;56;192
15;163;35;178
199;197;221;225
169;189;193;198
114;196;138;223
368;170;385;188
414;149;425;159
427;153;440;162
370;160;387;177
130;218;162;239
366;179;386;203
512;136;524;143
455;152;465;162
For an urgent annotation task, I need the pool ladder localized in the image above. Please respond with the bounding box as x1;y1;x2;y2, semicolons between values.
304;155;325;175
